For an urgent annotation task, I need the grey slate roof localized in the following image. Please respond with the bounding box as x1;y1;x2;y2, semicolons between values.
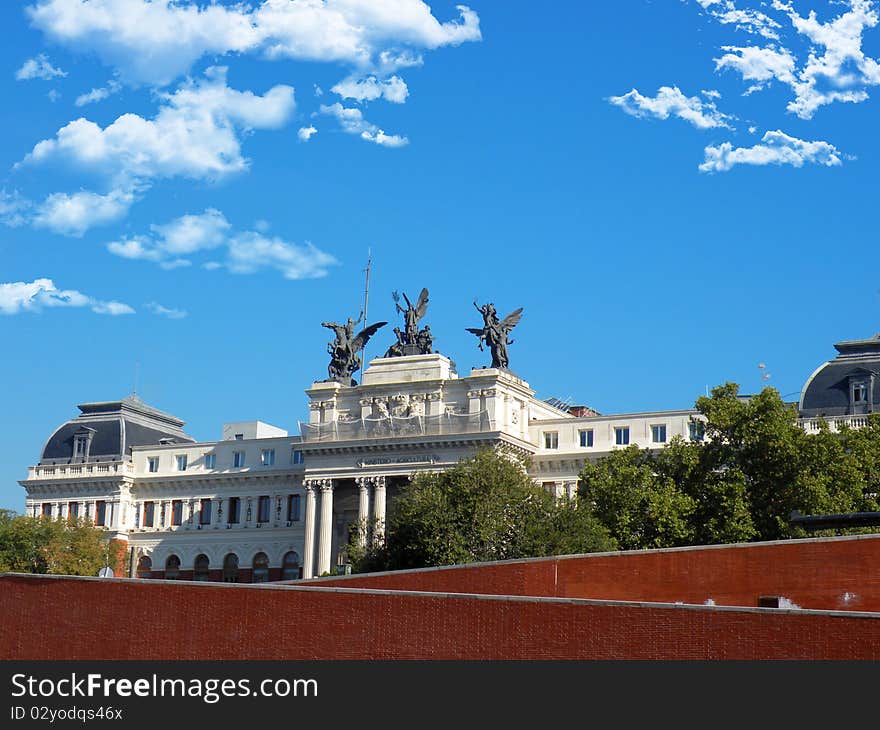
800;334;880;417
40;394;194;464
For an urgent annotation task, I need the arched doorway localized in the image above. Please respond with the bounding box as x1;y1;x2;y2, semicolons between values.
194;554;210;581
223;553;239;583
252;552;269;583
281;551;301;581
165;554;180;580
136;555;152;579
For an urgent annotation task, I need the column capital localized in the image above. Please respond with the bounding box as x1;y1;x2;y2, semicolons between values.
319;478;334;493
371;475;386;489
355;476;370;490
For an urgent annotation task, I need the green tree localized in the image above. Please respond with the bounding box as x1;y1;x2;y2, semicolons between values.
577;383;879;550
0;511;122;576
579;445;696;550
348;448;615;572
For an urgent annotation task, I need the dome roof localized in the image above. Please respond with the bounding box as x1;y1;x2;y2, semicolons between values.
799;335;880;418
39;394;194;465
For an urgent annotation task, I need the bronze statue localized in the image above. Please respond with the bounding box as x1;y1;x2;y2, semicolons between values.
322;314;387;385
467;300;522;370
384;288;434;357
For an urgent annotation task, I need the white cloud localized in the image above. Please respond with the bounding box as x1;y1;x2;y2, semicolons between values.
774;0;880;118
32;188;134;236
0;278;133;315
107;209;338;279
608;86;735;129
75;79;122;106
0;190;33;228
298;125;318;141
699;129;844;172
47;89;61;102
146;301;187;319
331;75;409;103
695;0;781;40
150;208;230;255
27;0;481;85
714;44;797;92
23;67;295;185
705;1;880;118
226;232;339;280
319;102;409;146
15;53;66;80
701;89;722;99
27;0;259;86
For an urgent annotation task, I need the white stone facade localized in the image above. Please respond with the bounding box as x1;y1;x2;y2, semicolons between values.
21;353;707;580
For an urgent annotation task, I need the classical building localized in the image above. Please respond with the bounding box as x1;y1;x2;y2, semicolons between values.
21;324;880;582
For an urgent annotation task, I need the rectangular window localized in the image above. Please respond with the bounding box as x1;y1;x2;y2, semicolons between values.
147;456;159;473
143;501;155;528
651;424;667;444
68;502;79;520
257;495;271;523
41;503;52;518
199;499;212;525
287;494;301;522
261;448;275;466
689;421;705;441
234;433;244;440
614;427;630;446
204;453;216;469
95;500;107;527
74;437;88;457
854;384;868;403
233;451;245;468
171;500;183;526
228;497;241;524
579;429;594;448
176;454;188;471
291;449;304;465
543;432;559;449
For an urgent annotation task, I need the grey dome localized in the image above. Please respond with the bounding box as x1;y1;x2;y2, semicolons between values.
40;395;194;465
799;335;880;418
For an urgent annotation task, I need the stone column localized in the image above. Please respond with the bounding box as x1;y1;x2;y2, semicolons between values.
355;476;371;547
214;498;222;528
302;481;317;579
565;481;577;500
372;475;387;545
317;480;335;577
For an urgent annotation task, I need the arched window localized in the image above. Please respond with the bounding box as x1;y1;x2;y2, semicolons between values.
252;552;270;583
165;554;180;580
223;553;239;583
194;554;210;581
136;555;152;579
281;551;301;581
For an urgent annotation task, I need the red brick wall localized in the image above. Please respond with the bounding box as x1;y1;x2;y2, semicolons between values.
2;573;880;660
314;534;880;612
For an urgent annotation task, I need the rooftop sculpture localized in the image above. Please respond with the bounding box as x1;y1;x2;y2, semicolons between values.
467;300;523;370
322;313;387;386
383;288;434;357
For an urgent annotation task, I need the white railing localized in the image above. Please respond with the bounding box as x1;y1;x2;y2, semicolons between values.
300;411;492;443
798;415;871;433
26;460;134;480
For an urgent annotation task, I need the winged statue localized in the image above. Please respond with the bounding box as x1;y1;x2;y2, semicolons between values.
322;315;387;385
384;287;434;357
467;300;523;370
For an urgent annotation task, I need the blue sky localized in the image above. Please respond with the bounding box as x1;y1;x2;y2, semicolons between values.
3;0;880;511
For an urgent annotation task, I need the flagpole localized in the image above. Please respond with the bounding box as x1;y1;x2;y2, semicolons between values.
359;249;372;372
